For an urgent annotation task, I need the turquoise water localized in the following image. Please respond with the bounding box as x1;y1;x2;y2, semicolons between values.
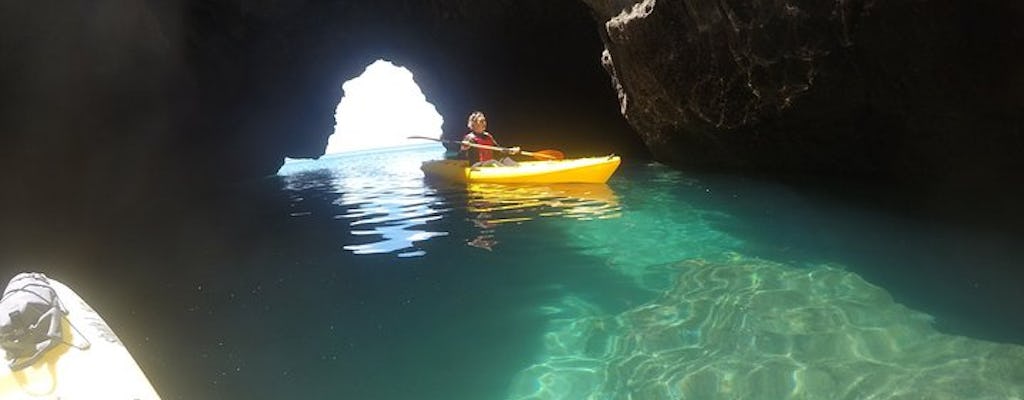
9;144;1022;399
257;144;1024;399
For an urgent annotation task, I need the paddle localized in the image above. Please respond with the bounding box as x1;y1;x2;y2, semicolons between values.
407;136;565;160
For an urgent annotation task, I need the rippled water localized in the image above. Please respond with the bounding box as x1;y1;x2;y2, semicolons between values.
8;144;1020;399
261;144;1024;399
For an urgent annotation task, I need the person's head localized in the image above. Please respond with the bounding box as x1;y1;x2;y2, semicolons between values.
467;111;487;134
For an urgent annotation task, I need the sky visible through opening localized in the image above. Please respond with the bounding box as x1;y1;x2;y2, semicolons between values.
324;60;443;154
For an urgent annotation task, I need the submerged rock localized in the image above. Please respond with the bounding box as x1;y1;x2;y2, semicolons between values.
509;254;1024;399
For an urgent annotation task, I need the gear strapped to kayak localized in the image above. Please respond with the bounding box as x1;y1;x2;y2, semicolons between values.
0;273;89;370
0;273;162;398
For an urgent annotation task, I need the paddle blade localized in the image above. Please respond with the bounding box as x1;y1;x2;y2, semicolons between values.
531;150;565;160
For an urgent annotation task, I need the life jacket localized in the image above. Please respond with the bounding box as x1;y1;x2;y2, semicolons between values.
463;132;498;162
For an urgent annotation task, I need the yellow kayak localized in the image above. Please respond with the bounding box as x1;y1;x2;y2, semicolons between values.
0;276;161;399
421;155;621;184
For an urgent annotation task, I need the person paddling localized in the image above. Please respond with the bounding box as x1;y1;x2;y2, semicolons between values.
461;111;520;167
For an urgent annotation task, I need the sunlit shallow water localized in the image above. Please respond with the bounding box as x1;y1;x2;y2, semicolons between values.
7;144;1021;399
264;144;1024;399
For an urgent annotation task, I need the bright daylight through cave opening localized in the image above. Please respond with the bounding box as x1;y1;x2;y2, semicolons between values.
325;60;443;154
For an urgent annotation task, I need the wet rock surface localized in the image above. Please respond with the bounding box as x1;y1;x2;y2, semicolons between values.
585;0;1024;192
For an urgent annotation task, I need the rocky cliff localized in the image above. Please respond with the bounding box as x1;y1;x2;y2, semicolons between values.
584;0;1024;195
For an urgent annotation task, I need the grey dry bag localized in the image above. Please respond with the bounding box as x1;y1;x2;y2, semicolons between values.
0;272;68;370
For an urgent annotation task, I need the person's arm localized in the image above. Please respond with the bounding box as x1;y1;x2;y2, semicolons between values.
489;132;520;155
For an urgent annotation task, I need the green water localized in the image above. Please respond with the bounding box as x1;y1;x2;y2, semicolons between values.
5;144;1020;399
264;145;1024;399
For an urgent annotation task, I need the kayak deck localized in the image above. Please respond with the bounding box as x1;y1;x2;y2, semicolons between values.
0;278;161;400
421;155;621;184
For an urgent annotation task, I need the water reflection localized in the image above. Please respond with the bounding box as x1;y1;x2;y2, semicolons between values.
278;145;450;257
278;146;622;256
460;183;621;251
467;183;620;223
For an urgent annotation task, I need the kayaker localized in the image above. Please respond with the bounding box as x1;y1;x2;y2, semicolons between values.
461;111;520;167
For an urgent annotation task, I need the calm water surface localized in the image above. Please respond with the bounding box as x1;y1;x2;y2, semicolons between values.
6;144;1024;399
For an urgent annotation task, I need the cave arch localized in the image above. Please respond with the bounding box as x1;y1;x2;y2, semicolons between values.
0;1;645;207
177;1;642;179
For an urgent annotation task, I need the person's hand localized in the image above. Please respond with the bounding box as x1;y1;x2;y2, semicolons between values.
508;146;521;155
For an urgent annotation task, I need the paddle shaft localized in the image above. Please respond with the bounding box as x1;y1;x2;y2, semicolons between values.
408;136;560;160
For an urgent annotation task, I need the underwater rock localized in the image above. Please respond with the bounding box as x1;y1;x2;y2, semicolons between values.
509;254;1024;399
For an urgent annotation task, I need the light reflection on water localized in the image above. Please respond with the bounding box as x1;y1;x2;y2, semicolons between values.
461;183;620;251
278;145;621;256
272;146;1024;399
335;175;448;257
466;183;620;223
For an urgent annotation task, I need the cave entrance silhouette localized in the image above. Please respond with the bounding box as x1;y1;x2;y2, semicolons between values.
324;59;443;154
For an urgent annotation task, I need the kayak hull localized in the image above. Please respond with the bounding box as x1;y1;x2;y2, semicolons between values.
0;278;161;399
421;155;621;184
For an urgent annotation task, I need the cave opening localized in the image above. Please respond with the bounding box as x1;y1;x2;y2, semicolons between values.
324;59;443;155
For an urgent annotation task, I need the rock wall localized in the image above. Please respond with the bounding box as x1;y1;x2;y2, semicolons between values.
585;0;1024;194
